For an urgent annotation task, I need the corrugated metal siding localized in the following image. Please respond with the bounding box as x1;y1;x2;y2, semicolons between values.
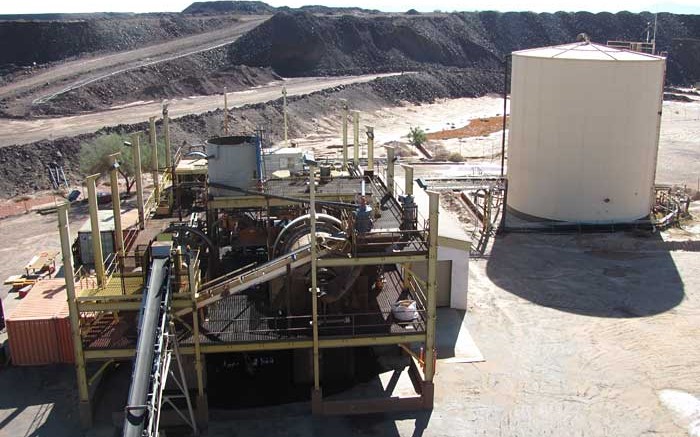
5;278;74;366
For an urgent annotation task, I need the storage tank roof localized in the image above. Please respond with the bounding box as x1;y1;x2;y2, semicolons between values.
513;42;663;61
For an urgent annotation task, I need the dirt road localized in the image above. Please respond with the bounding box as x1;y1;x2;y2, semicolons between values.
0;73;397;147
0;16;268;112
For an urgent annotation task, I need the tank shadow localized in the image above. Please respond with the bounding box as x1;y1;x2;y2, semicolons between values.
484;232;685;318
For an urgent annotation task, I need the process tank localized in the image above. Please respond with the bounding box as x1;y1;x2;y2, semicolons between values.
506;42;666;223
206;136;261;197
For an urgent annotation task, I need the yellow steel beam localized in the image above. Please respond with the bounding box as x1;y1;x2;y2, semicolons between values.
208;194;356;209
58;203;90;411
317;254;427;267
424;191;439;382
78;300;191;312
131;132;145;230
83;333;426;360
309;167;321;391
86;174;105;288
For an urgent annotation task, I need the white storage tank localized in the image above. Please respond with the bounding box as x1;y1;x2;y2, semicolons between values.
206;136;261;197
506;42;665;223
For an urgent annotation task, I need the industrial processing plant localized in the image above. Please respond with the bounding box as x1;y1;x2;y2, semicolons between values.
0;3;698;437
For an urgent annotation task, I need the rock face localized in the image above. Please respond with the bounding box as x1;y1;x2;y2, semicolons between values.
0;14;239;69
228;11;700;84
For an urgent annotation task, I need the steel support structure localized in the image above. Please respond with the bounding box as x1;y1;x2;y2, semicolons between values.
189;256;207;425
402;164;414;196
108;153;125;259
366;126;374;173
131;132;145;230
309;167;323;411
282;86;289;144
86;174;106;287
58;203;91;427
385;146;395;195
163;104;173;207
82;333;428;360
223;87;229;135
341;101;348;170
352;111;360;166
316;254;427;267
423;191;439;405
149;116;160;202
208;192;357;209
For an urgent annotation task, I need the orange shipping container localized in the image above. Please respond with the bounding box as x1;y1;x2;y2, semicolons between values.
5;278;74;365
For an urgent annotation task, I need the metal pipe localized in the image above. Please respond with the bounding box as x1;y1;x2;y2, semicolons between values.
86;174;105;287
149;116;159;202
88;359;114;387
341;101;348;170
57;203;90;422
131;132;145;230
386;146;395;195
353;111;360;166
366;126;374;172
108;153;124;258
424;191;439;381
309;167;320;391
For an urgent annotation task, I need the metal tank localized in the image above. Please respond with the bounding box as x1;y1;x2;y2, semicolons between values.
206;136;262;197
506;42;666;223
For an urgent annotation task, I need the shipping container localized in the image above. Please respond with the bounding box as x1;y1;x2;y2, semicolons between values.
5;278;74;365
78;209;116;265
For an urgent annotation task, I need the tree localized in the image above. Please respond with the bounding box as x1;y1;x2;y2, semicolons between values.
448;152;465;162
407;126;427;148
80;133;162;195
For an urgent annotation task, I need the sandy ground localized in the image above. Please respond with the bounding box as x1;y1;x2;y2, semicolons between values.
0;16;268;107
291;96;699;189
0;73;398;147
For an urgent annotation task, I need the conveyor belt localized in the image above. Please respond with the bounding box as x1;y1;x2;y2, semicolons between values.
123;255;171;437
176;244;327;317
